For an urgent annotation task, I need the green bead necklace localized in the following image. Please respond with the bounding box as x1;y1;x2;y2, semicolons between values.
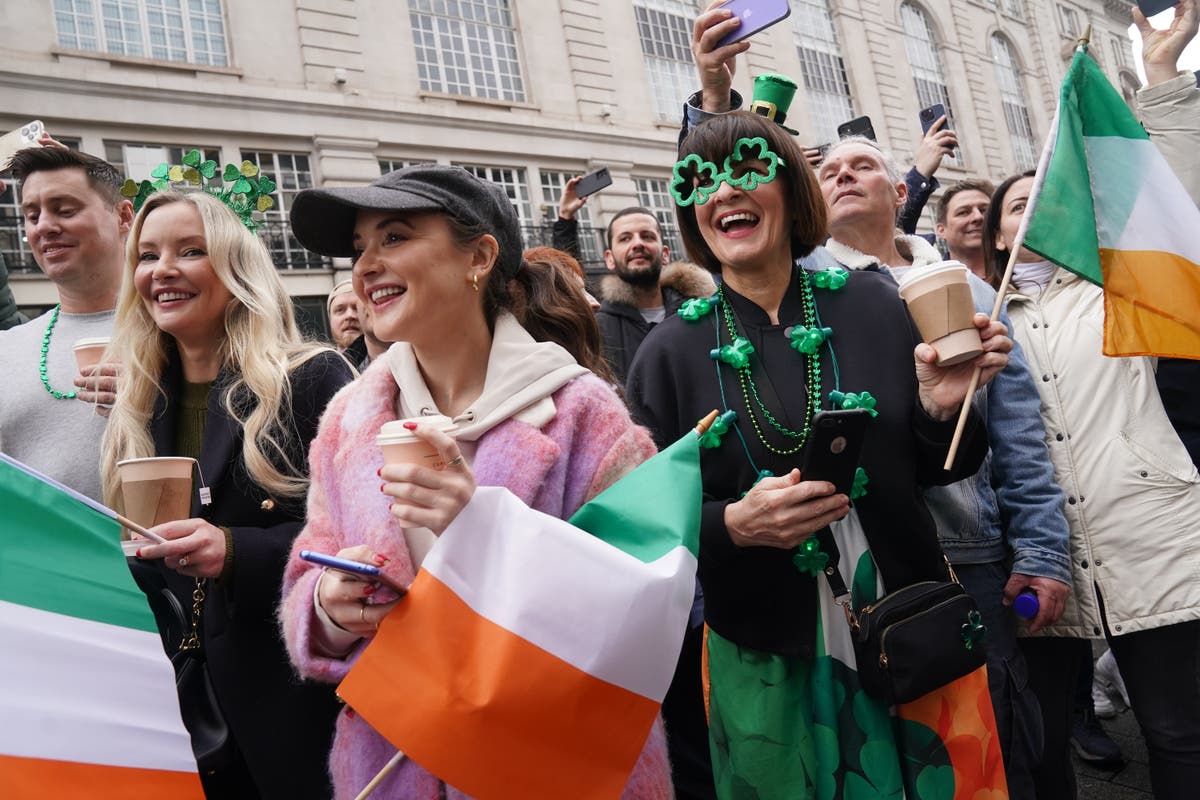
39;305;78;400
716;270;822;456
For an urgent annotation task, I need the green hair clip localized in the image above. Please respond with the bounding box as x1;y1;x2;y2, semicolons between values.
119;149;277;231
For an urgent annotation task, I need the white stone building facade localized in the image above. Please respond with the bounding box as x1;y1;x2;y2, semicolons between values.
0;0;1141;322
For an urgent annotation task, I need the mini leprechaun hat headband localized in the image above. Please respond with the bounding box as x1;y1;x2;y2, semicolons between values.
749;73;799;136
119;149;276;231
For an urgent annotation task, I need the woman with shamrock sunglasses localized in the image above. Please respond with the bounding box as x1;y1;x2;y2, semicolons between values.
626;110;1014;799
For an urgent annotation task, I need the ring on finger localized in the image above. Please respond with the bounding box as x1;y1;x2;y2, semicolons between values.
178;555;190;567
359;604;367;624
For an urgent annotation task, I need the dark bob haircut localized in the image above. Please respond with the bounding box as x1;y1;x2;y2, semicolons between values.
675;111;827;272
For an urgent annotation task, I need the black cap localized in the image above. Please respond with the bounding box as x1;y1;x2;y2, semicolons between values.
289;164;524;278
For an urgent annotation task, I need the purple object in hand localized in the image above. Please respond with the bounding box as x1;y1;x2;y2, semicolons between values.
1014;589;1040;619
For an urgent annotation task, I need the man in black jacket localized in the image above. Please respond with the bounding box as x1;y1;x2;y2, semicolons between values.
595;207;714;384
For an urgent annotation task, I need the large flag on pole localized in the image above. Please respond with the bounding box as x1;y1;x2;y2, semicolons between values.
0;454;204;799
337;426;707;799
1022;47;1200;359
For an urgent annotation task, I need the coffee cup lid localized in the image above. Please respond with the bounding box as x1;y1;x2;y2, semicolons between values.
73;337;111;349
378;415;458;441
895;260;969;291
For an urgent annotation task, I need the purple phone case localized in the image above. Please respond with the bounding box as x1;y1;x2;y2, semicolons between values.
715;0;792;48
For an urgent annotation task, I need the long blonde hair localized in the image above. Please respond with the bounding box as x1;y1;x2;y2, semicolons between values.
101;191;338;506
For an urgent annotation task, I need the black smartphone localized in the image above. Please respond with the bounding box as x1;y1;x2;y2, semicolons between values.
1136;0;1179;17
799;409;872;497
919;103;947;135
836;115;876;142
714;0;792;48
815;142;833;158
575;166;612;198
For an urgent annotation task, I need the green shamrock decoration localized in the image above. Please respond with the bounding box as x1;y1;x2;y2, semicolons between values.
125;155;275;230
670;154;721;207
710;337;755;370
678;296;716;322
829;390;879;418
850;467;869;500
698;410;738;449
792;536;829;576
788;324;832;355
723;136;784;192
960;609;986;650
811;267;849;290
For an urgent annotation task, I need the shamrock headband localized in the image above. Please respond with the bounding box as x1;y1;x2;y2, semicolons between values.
119;149;276;231
670;137;786;208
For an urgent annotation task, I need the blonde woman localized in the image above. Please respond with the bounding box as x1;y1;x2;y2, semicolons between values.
101;191;354;798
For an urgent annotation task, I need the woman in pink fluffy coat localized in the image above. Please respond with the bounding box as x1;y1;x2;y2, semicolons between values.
279;165;674;800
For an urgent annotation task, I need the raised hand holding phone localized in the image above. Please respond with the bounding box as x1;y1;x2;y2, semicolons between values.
713;0;793;48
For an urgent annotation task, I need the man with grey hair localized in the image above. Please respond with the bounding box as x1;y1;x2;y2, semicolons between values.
809;135;1071;800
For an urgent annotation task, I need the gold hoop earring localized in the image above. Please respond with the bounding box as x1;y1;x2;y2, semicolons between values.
472;273;479;293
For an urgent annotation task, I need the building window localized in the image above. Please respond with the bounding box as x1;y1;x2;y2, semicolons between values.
410;0;525;103
1056;4;1080;37
104;142;220;182
539;170;604;265
1110;34;1128;68
52;0;229;67
635;0;696;122
379;158;436;174
900;3;962;165
456;164;534;236
240;150;327;270
634;177;684;257
791;0;855;145
1001;0;1023;17
991;35;1038;172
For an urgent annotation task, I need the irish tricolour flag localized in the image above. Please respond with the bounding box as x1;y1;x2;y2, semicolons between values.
1023;47;1200;359
338;426;706;799
0;454;204;799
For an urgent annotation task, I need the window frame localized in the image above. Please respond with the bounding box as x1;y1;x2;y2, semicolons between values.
239;149;329;271
409;0;527;104
634;0;699;122
51;0;231;67
790;0;856;146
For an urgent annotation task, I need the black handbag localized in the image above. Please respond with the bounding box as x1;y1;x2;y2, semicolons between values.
819;536;987;705
158;578;237;774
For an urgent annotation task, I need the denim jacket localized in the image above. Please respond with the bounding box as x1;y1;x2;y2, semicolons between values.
804;241;1072;584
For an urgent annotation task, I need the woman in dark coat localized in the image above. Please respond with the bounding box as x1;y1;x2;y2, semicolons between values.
101;190;353;798
626;110;1011;799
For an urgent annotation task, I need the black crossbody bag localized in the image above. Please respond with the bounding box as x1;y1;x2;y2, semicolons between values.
819;536;988;705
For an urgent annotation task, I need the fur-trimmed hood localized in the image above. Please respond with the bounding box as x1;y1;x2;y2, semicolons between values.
824;234;943;271
597;260;716;307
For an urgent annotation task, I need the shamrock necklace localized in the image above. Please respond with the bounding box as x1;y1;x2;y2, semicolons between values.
39;305;78;400
714;268;825;456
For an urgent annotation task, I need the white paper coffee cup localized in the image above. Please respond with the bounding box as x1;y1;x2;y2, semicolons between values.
376;415;458;470
116;456;195;538
897;261;983;367
72;337;111;371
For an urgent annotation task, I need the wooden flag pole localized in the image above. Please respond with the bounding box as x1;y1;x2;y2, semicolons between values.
942;228;1028;471
354;750;407;800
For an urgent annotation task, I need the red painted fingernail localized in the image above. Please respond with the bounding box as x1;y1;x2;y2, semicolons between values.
376;467;382;477
363;584;378;596
374;553;390;565
380;484;386;493
402;421;418;431
135;548;142;559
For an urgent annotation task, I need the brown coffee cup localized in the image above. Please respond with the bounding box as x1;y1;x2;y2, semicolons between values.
376;415;458;471
72;337;111;371
116;457;195;539
897;262;983;367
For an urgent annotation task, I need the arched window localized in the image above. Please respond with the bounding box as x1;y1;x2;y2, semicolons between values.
791;0;855;145
990;35;1038;171
900;3;962;164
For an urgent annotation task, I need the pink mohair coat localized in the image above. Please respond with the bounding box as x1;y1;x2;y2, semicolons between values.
280;358;676;800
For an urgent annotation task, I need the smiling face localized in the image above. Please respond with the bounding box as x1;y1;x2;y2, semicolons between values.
605;213;668;288
21;167;130;289
817;143;906;237
328;292;361;348
351;209;488;347
937;189;990;260
694;159;791;274
133;201;234;349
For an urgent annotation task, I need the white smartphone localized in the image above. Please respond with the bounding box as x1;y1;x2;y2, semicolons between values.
0;120;45;171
